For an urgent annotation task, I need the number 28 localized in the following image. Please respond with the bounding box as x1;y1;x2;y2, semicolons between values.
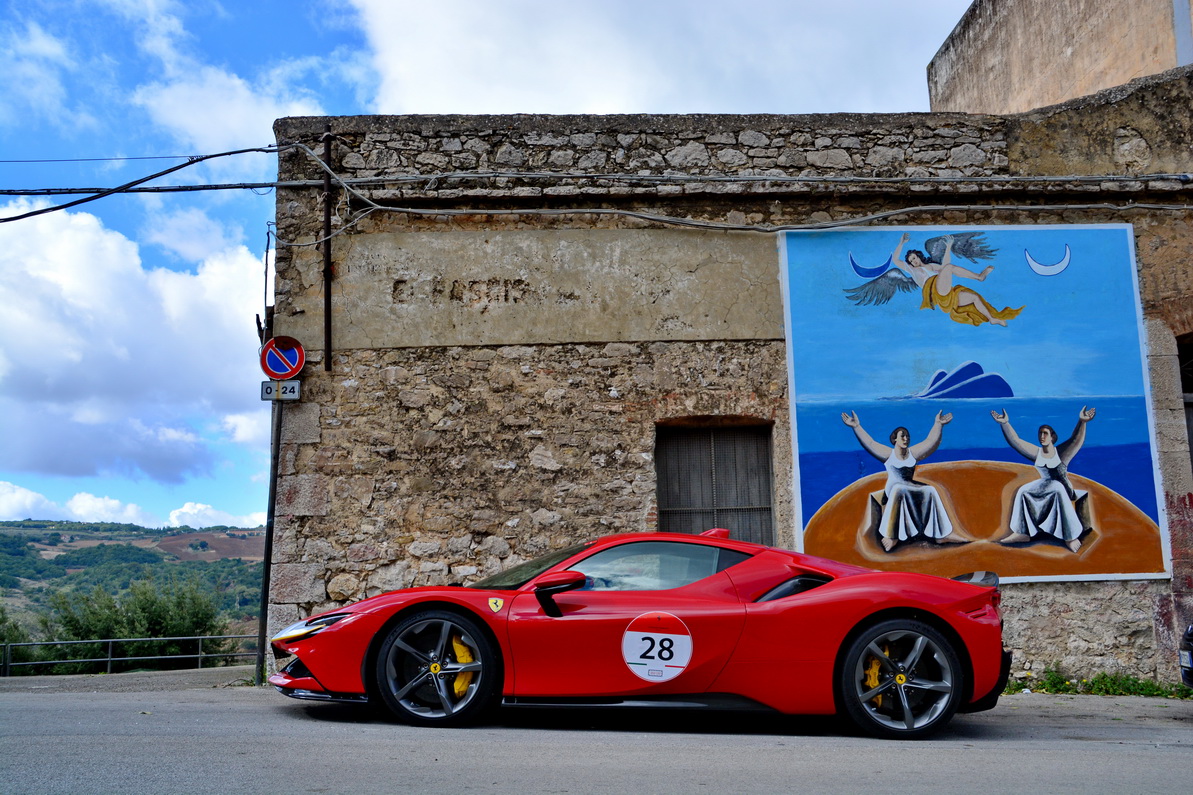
639;635;675;661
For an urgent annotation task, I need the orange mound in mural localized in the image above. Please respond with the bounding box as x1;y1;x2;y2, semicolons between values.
803;460;1166;579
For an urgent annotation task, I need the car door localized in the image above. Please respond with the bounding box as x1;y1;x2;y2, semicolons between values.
505;540;748;697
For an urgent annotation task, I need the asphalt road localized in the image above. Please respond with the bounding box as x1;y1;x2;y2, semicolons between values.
1;666;1190;794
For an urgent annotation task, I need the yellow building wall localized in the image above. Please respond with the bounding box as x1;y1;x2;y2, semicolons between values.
929;0;1188;113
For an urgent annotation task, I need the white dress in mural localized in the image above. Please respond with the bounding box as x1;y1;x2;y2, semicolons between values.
882;451;954;542
841;409;967;551
1008;451;1084;543
991;406;1095;552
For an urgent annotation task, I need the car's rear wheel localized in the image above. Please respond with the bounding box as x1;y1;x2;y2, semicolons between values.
374;609;499;726
839;619;963;739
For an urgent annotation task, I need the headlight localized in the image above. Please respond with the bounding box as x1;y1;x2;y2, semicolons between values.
272;613;351;644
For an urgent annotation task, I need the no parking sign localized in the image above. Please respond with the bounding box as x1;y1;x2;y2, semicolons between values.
621;612;693;682
260;336;305;380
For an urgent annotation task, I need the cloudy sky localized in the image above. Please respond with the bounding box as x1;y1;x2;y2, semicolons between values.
0;0;973;528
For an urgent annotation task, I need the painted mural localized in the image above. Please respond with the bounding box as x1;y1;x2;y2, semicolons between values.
778;225;1169;581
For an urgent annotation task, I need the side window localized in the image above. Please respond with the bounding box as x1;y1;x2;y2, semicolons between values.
568;541;746;591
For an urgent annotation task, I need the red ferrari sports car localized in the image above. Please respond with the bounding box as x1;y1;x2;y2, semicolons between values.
270;529;1011;739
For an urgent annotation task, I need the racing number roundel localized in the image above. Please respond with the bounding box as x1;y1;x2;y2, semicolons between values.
621;612;692;682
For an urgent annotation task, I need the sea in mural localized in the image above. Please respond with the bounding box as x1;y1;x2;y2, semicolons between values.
779;225;1169;581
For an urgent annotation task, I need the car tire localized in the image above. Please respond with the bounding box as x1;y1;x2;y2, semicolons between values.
374;609;500;727
839;618;963;740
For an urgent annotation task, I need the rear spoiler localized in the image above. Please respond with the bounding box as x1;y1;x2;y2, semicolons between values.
951;571;999;588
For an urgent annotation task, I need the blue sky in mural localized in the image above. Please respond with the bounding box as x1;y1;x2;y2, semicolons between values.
784;225;1146;402
780;225;1159;524
0;0;975;528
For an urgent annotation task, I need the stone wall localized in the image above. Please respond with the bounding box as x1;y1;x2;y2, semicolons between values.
270;70;1193;680
1002;580;1178;678
267;340;791;631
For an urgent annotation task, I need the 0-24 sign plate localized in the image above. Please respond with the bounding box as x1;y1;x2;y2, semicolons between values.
261;380;301;401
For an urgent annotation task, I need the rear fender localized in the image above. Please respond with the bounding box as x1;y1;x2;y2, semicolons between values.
830;608;976;713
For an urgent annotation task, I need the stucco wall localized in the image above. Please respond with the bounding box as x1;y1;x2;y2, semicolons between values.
281;228;784;349
929;0;1185;114
270;70;1193;681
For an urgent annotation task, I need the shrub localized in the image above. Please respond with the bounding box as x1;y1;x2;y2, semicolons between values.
40;577;235;674
0;604;41;671
1006;666;1192;699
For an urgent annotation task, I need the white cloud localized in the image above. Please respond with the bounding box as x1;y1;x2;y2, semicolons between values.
0;482;159;525
222;412;271;446
134;65;323;156
0;482;64;521
142;207;243;263
0;199;266;483
0;20;79;127
0;481;262;528
349;0;664;114
346;0;970;114
65;492;160;526
168;501;265;528
88;0;326;178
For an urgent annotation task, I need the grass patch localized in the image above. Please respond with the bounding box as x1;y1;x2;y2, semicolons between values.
1004;667;1193;699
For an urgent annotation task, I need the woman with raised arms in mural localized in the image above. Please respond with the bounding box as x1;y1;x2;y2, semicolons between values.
840;409;969;552
990;406;1096;552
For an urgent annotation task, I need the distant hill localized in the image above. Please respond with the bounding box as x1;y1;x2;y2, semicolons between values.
0;520;265;625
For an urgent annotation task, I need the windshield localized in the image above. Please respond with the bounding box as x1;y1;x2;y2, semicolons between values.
467;541;592;590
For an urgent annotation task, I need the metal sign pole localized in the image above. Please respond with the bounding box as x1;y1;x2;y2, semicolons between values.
255;398;283;685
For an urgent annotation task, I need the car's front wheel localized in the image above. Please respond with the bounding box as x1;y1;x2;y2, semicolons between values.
839;618;963;739
374;609;499;726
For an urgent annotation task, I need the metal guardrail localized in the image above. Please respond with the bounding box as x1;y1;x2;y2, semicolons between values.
1;634;257;676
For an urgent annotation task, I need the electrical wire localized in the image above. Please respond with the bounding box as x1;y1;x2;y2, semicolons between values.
0;155;201;163
270;141;1193;247
2;139;1191;237
7;169;1189;199
329;169;1193;187
0;145;294;224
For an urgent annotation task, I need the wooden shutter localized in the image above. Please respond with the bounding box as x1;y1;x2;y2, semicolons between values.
655;424;774;545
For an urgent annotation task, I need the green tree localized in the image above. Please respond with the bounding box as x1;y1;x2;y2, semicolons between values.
0;535;66;581
42;577;235;673
0;604;38;668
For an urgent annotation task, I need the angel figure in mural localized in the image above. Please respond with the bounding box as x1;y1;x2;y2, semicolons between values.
990;406;1096;552
841;409;969;552
844;232;1024;326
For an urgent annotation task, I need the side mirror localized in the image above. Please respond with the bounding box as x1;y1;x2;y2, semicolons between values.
533;570;587;617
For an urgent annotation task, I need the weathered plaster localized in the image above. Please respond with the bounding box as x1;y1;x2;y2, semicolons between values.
282;229;784;349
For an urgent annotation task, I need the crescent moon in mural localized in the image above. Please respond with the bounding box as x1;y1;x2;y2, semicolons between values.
849;252;892;279
1025;245;1071;276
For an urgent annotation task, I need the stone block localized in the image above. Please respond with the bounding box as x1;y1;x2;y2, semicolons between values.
369;560;412;594
326;572;361;602
476;535;511;557
280;402;321;444
271;563;328;604
665;141;710;168
408;540;443;557
806;149;852;169
276;475;329;516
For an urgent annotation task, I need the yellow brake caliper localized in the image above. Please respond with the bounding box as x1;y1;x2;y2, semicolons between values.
864;646;888;708
451;635;474;698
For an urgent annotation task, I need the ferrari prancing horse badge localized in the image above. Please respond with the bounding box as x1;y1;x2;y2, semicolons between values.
488;598;504;613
